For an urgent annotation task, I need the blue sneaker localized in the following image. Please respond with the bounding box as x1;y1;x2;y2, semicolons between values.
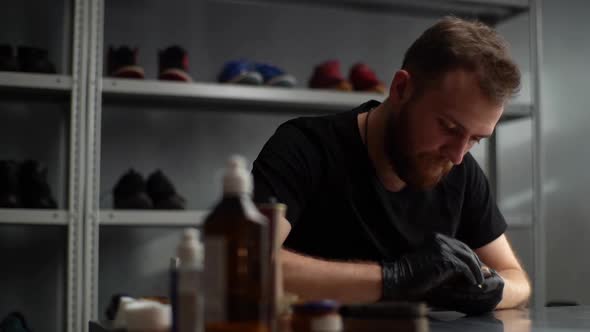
218;60;262;85
255;63;297;87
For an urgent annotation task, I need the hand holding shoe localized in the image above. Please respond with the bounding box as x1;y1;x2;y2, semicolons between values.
381;233;485;301
425;268;505;315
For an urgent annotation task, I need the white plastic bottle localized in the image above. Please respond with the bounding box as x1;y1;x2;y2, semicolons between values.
175;228;204;332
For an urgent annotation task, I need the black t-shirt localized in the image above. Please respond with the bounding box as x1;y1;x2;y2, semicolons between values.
253;100;507;262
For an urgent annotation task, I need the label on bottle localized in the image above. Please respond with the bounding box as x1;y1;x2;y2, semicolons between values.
204;236;227;322
179;269;200;293
178;269;203;332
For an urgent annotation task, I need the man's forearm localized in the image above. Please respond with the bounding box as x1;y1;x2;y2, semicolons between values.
281;248;382;304
496;268;531;309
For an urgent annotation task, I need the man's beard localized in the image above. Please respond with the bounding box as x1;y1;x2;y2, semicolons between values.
384;105;454;190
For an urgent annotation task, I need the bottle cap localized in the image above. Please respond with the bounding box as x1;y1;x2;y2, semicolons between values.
177;228;203;267
223;155;253;195
293;300;340;315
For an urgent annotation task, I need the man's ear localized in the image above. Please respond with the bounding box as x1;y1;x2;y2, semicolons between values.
389;70;414;104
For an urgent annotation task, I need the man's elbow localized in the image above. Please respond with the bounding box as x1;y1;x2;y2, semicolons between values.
519;276;532;308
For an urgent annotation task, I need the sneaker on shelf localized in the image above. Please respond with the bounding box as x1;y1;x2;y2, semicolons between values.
0;312;32;332
146;170;186;210
254;63;297;87
218;59;263;85
0;160;21;208
308;60;352;91
17;46;56;74
0;45;18;72
18;160;57;209
349;63;385;93
107;46;145;79
158;45;193;82
113;169;153;209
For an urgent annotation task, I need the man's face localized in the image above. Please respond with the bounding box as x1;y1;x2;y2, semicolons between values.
386;69;504;190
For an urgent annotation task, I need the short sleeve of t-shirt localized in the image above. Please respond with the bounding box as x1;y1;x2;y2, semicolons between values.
455;153;507;249
252;121;323;226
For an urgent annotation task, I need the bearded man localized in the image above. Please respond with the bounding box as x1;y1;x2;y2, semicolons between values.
252;17;531;314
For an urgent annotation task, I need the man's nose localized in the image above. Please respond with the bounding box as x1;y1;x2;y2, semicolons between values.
442;137;469;165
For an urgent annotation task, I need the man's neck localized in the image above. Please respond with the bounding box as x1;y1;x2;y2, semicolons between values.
359;103;406;192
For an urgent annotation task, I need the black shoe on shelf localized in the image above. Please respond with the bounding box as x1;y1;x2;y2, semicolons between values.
17;46;56;74
107;46;145;79
146;169;186;209
158;45;192;82
0;160;22;208
0;44;18;72
0;312;32;332
18;160;57;209
113;169;153;209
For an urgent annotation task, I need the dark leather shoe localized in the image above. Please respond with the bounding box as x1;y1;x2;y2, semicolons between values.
146;169;186;209
17;46;56;73
18;160;57;209
113;169;152;209
0;160;21;208
0;45;18;72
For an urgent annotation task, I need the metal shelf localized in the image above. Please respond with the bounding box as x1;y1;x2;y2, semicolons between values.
102;78;531;121
102;78;385;112
0;72;72;101
210;0;529;25
99;209;207;227
0;209;69;225
502;103;533;121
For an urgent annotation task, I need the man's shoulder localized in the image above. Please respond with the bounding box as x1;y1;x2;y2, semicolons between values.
278;111;346;132
277;100;375;135
273;110;354;146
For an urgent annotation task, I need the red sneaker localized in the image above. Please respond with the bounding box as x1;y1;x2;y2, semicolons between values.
158;45;193;82
107;46;145;79
308;60;352;91
349;63;385;94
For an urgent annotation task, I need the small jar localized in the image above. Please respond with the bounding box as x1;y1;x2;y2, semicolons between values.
125;300;171;332
291;300;342;332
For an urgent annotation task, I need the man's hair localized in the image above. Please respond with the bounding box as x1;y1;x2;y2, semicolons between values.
402;16;521;103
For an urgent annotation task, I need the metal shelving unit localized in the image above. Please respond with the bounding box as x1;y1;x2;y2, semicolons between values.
102;78;384;111
102;77;533;120
0;209;69;225
213;0;529;25
0;73;72;105
99;209;207;227
0;0;88;331
0;72;72;94
82;0;544;328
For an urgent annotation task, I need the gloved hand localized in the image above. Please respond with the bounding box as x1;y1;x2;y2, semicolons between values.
381;233;485;301
425;268;505;316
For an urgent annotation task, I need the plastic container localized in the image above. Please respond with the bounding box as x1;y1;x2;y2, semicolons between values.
291;300;343;332
172;228;204;332
125;301;171;332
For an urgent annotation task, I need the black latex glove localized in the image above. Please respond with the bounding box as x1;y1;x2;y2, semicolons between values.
425;268;505;316
381;233;485;300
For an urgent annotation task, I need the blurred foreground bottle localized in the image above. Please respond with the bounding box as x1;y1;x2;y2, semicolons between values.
172;228;204;332
203;156;270;332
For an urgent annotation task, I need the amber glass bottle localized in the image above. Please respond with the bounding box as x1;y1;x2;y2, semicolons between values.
203;156;269;332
